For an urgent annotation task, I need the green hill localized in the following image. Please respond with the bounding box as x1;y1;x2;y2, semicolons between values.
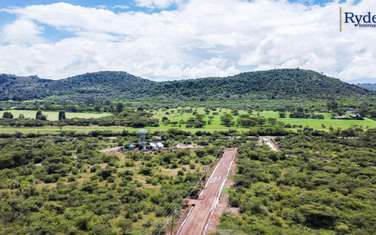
358;83;376;91
0;69;370;101
151;69;369;99
0;74;53;100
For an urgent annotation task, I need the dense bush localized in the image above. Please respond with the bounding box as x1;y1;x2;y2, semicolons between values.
220;132;376;234
0;135;219;234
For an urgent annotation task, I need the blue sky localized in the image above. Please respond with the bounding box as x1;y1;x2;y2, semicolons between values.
0;0;134;8
0;0;351;8
0;0;374;82
0;0;178;11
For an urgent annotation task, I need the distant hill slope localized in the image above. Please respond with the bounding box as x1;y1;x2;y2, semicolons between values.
0;72;154;101
0;69;371;101
358;83;376;91
151;69;369;99
51;71;155;98
0;74;53;100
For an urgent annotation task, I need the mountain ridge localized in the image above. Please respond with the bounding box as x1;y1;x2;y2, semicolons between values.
0;69;371;101
358;83;376;91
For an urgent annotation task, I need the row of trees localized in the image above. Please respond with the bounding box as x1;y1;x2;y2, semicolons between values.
0;110;159;128
2;111;66;121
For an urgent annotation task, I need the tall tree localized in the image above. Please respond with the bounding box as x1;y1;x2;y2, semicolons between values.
2;112;13;119
327;99;338;112
36;110;47;121
221;113;234;127
116;103;124;114
58;111;66;121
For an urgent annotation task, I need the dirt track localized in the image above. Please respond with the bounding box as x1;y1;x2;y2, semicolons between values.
176;148;237;235
259;136;280;152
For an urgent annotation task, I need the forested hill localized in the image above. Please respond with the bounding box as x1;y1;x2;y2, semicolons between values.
358;83;376;91
0;69;371;101
151;69;369;99
51;71;154;98
0;74;53;100
0;72;154;101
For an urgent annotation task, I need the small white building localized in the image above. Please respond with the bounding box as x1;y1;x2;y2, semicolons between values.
149;142;164;150
150;142;158;150
156;142;164;149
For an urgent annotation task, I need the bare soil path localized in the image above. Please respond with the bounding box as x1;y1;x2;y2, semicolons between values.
259;136;280;152
175;148;237;235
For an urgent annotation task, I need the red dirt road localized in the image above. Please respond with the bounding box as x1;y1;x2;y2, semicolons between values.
176;148;237;235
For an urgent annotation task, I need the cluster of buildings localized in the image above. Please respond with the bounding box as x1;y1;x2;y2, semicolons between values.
126;142;164;151
334;109;363;120
125;129;165;151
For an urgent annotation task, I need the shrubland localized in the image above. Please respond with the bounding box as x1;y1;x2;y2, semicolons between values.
219;129;376;234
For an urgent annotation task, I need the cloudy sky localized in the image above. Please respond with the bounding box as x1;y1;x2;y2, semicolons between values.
0;0;374;82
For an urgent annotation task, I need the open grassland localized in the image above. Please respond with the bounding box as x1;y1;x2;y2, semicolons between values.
0;108;376;135
0;110;111;121
258;111;376;130
153;108;376;131
154;108;376;130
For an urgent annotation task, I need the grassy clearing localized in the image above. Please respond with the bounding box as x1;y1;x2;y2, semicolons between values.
0;110;111;121
0;108;375;134
153;108;376;131
257;111;376;130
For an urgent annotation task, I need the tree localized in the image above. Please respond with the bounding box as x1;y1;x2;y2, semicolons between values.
36;110;47;120
162;116;169;124
2;112;13;119
359;102;369;116
186;114;206;128
327;100;338;112
268;118;277;126
221;113;234;127
116;103;124;114
58;111;66;121
18;114;25;119
94;105;101;112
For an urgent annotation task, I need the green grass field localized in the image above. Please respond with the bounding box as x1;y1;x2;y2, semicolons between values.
0;110;111;121
0;108;375;135
153;108;376;131
258;111;376;130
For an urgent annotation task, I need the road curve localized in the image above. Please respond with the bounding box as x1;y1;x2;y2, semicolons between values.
176;148;237;235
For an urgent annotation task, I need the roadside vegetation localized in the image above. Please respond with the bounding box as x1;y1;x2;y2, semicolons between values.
219;130;376;234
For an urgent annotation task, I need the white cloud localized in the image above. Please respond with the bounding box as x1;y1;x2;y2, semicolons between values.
135;0;181;9
0;0;375;82
1;19;44;45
